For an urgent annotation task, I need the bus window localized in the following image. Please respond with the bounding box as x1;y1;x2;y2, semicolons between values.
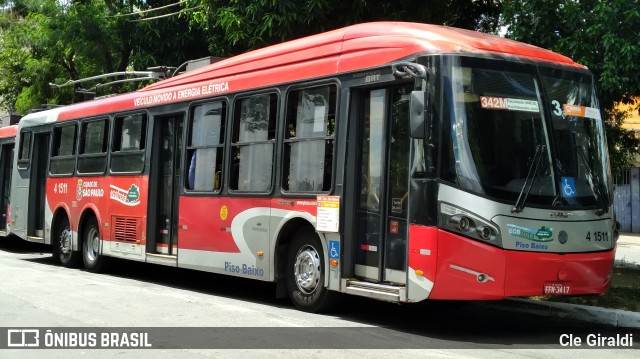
282;84;336;193
186;101;226;192
77;119;109;174
17;130;31;170
230;93;277;192
111;114;147;173
50;124;77;175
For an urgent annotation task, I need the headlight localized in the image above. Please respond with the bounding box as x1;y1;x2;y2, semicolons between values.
439;202;502;246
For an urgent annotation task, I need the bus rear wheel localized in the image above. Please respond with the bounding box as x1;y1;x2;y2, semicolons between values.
53;216;81;267
285;227;337;312
82;218;108;272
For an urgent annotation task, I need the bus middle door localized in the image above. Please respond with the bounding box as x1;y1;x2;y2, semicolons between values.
148;114;184;260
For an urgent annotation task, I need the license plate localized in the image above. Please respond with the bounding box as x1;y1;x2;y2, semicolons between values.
544;281;571;295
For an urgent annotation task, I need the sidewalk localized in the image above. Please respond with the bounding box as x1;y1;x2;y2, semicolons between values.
499;232;640;328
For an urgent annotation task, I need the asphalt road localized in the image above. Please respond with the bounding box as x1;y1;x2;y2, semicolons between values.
0;236;637;358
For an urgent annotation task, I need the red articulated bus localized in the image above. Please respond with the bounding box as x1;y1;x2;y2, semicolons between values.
10;22;617;312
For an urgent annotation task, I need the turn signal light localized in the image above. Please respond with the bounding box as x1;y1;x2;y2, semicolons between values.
329;259;339;267
415;269;424;277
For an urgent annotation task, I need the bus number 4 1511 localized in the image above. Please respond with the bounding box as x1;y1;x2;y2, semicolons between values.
586;231;608;242
53;183;68;194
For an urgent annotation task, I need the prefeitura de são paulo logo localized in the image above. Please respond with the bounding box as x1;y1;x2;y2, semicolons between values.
76;179;83;201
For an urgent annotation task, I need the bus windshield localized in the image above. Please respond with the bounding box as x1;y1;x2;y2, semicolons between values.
444;56;611;210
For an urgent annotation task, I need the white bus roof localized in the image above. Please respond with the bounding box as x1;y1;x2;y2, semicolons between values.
18;108;63;130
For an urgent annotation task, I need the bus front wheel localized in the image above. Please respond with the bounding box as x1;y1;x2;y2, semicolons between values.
285;227;337;312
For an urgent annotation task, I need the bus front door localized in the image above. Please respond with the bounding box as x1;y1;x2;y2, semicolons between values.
354;85;411;284
148;115;184;257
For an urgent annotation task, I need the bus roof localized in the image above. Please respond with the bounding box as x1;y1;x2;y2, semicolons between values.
56;22;581;121
0;125;18;138
143;22;579;92
19;108;63;129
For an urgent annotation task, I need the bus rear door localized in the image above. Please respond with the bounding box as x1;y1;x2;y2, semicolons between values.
147;114;184;262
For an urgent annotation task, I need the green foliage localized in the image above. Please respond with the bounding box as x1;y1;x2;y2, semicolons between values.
2;0;636;178
605;105;640;175
0;0;503;113
502;0;640;172
184;0;501;56
0;0;208;114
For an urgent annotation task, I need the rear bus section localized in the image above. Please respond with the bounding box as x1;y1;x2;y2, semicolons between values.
0;125;17;237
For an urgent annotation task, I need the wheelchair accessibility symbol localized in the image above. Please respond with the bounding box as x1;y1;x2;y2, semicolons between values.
561;177;576;198
329;241;340;259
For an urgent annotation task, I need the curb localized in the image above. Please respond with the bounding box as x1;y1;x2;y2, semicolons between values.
480;298;640;328
615;259;640;270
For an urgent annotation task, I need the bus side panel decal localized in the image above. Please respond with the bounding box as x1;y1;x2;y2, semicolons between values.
178;197;275;253
178;199;271;280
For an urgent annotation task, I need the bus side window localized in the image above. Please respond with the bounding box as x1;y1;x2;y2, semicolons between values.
77;119;109;174
186;101;226;192
282;84;336;193
50;124;77;176
111;114;147;173
230;93;277;192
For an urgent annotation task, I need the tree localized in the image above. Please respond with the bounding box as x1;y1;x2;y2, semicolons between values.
0;0;504;113
183;0;502;56
501;0;640;172
0;0;209;114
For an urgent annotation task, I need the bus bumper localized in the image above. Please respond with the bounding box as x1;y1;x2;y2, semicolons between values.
426;229;614;300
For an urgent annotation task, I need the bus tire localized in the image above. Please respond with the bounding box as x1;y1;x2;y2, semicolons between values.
54;216;81;267
82;218;108;272
285;227;338;312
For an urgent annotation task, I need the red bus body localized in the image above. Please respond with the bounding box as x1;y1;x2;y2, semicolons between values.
10;22;615;311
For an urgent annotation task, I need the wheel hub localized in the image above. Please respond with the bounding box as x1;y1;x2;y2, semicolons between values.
86;228;99;262
293;245;321;294
59;227;72;254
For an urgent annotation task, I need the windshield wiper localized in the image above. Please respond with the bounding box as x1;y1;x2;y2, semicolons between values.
512;144;545;213
574;145;609;216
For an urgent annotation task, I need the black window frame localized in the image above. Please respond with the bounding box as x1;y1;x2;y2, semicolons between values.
17;130;32;170
49;122;78;176
281;83;337;194
229;92;279;193
77;117;110;175
110;112;148;174
185;99;228;193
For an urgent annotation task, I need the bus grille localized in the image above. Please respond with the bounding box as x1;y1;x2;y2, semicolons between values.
112;216;139;242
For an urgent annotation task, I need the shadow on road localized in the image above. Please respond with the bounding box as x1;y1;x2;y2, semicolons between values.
2;235;638;349
0;235;50;254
